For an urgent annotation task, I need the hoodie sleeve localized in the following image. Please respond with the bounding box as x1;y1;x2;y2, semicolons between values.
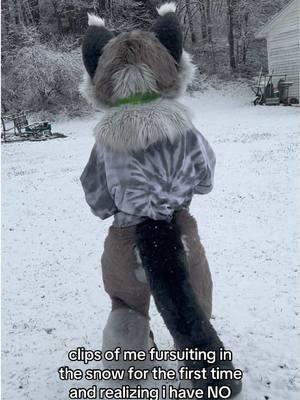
80;143;117;219
190;129;216;195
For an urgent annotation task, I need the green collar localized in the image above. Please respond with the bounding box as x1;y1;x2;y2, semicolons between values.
112;92;161;107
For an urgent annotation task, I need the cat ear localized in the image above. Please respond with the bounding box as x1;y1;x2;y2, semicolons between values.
82;14;114;78
151;2;183;63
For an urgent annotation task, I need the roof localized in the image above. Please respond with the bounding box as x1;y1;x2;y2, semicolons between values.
255;0;299;39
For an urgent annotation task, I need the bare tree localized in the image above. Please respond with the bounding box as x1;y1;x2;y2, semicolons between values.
38;0;60;34
227;0;236;71
185;0;197;42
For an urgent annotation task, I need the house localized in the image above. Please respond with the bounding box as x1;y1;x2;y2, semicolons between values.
255;0;300;101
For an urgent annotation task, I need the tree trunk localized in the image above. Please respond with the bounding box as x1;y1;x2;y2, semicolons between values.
242;12;249;64
8;0;17;25
1;0;9;45
198;0;207;40
98;0;106;12
186;0;196;43
38;0;59;34
206;0;216;74
227;0;236;72
206;0;212;42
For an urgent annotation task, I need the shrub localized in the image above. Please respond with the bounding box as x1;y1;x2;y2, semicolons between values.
1;44;88;116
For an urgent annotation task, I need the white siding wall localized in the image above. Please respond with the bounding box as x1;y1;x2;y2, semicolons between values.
267;0;300;99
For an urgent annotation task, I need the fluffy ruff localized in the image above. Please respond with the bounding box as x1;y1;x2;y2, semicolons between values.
135;218;242;397
94;99;193;152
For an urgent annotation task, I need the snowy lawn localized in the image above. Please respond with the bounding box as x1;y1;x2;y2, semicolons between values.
2;85;300;400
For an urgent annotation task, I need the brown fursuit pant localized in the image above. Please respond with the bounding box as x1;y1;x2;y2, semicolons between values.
101;209;213;321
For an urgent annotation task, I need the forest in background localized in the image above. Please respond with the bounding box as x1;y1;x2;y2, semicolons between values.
1;0;289;116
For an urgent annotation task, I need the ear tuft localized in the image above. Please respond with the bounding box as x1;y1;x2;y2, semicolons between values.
157;2;177;16
87;13;105;27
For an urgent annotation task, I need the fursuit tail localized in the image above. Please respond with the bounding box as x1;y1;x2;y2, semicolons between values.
135;218;242;397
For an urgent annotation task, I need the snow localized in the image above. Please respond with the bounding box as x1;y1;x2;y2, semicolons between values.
2;84;300;400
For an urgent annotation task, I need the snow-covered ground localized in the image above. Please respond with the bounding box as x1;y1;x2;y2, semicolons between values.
2;85;300;400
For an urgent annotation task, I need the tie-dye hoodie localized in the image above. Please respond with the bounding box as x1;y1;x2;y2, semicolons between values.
80;98;215;227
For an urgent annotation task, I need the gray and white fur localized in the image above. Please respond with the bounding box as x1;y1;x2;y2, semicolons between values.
94;98;193;152
80;4;242;397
